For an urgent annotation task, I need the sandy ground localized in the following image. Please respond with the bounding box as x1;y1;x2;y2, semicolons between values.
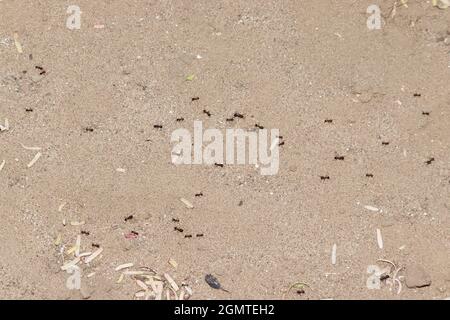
0;0;449;300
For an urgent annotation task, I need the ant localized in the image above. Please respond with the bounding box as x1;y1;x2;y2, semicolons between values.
203;110;212;117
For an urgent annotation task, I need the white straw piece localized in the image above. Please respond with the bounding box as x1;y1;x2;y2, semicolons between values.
376;228;383;249
84;248;103;264
27;152;42;168
331;244;337;265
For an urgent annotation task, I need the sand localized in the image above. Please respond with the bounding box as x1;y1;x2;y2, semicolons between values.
0;0;449;299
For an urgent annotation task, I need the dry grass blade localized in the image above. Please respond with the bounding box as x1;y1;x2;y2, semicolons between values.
164;273;179;291
27;152;42;168
115;263;134;271
84;247;103;264
180;198;194;209
13;33;23;53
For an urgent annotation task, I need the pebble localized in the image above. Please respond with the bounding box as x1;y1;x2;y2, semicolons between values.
405;264;432;288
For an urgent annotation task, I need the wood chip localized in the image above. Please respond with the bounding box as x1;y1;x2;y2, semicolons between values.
27;152;42;168
331;243;337;265
0;160;5;172
180;198;194;209
115;263;134;271
54;233;62;246
84;247;103;264
14;33;23;53
376;228;383;249
168;258;178;269
164;273;179;291
87;272;96;278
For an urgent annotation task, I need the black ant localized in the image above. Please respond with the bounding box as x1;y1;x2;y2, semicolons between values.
195;192;203;197
214;163;224;167
366;174;374;178
124;215;133;222
425;157;435;165
81;230;90;236
233;112;244;119
172;218;180;223
191;97;200;101
176;117;185;122
174;227;184;233
334;156;345;160
320;176;330;180
255;124;264;129
203;110;211;117
324;119;333;123
153;124;163;129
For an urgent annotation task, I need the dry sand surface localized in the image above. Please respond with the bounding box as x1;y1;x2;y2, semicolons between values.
0;0;449;300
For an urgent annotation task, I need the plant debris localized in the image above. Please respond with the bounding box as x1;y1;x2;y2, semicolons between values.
27;152;42;168
180;198;194;209
115;263;134;271
13;33;23;53
376;228;383;249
